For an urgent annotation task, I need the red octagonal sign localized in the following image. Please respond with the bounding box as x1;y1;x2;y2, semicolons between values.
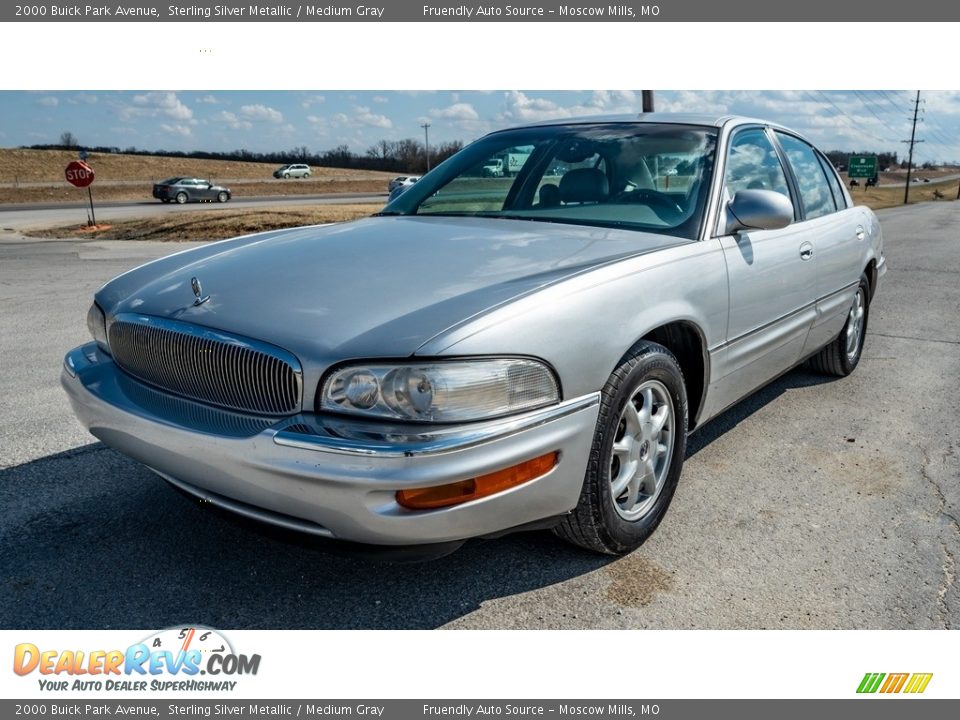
65;160;95;188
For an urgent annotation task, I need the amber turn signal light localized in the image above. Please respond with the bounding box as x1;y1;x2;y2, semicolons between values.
396;451;559;510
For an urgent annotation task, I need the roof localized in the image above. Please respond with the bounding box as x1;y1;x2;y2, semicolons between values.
494;112;812;145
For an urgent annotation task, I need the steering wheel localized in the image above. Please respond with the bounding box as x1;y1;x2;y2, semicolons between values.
609;188;686;222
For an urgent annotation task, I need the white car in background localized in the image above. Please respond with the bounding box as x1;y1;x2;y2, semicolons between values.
388;175;421;192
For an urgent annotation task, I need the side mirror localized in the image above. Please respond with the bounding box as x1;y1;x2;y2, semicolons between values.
725;189;794;234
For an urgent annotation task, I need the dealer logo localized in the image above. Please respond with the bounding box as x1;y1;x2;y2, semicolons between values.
13;626;261;693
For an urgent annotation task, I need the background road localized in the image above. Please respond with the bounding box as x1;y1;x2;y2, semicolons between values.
0;193;386;231
0;202;957;629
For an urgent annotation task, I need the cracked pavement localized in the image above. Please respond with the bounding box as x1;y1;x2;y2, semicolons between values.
1;201;958;629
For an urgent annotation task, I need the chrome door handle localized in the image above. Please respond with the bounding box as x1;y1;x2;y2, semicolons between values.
855;225;866;241
799;242;814;260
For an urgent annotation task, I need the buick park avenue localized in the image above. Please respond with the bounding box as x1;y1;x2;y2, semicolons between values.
64;114;885;556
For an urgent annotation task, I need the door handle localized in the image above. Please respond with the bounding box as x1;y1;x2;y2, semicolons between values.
799;242;814;260
855;225;866;241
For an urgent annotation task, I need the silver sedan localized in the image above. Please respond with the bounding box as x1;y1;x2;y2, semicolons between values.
63;114;884;556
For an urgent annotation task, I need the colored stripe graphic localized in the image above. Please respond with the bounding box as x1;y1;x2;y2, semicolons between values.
903;673;933;694
857;672;932;694
857;673;885;693
880;673;909;693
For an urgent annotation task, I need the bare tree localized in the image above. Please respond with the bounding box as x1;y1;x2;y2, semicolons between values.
59;131;79;148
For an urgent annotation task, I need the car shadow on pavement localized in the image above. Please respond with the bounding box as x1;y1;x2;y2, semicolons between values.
1;366;839;630
0;442;612;630
686;365;841;458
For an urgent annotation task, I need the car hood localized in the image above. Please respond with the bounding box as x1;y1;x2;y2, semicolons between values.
101;216;683;365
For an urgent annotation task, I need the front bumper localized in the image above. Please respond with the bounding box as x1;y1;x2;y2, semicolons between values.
62;343;599;546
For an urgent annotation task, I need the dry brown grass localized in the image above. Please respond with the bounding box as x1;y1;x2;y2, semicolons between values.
0;148;394;204
852;177;960;210
24;205;378;242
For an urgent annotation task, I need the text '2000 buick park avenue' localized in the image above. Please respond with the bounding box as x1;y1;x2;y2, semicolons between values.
63;114;885;556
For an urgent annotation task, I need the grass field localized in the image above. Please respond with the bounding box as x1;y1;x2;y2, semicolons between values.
0;148;393;203
850;177;960;209
23;205;379;242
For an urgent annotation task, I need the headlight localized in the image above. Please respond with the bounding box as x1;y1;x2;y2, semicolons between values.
320;358;560;422
86;302;109;352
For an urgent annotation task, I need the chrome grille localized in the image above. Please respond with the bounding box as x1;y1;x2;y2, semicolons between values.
108;314;302;416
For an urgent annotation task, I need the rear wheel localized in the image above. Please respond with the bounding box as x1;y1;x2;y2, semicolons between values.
175;192;188;205
808;273;870;377
555;341;688;555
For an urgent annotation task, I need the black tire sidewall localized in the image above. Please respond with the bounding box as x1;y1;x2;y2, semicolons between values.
840;275;870;374
593;350;688;553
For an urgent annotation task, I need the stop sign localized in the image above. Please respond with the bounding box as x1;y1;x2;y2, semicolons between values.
65;160;95;188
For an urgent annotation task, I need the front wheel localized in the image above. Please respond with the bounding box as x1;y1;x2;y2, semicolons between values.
555;341;688;555
217;191;229;203
283;172;290;179
808;273;870;376
175;192;188;205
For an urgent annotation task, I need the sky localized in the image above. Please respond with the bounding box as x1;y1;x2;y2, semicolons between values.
1;90;958;164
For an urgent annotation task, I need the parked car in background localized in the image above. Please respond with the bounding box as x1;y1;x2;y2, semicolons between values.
274;164;312;179
66;114;884;557
388;175;421;192
152;177;231;204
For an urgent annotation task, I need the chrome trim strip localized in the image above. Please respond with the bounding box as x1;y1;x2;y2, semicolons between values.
157;471;336;538
273;392;601;458
710;281;859;352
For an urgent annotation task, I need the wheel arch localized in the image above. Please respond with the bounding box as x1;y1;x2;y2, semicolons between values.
634;320;709;431
864;257;878;302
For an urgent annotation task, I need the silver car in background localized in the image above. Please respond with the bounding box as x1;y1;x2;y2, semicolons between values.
64;114;884;556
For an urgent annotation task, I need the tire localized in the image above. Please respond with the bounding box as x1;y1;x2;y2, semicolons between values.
175;192;188;205
304;172;311;178
283;172;290;179
808;273;869;377
555;341;688;554
160;198;170;203
217;191;229;203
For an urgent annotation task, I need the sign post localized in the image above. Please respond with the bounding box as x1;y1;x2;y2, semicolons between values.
848;155;878;188
64;160;96;225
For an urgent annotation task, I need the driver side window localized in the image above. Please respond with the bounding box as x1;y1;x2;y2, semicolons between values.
724;129;791;202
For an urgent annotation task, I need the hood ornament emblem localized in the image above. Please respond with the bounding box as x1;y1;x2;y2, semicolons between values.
190;276;210;306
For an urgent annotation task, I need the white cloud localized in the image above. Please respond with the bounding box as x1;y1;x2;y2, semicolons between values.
301;94;326;108
372;96;389;104
130;92;194;121
196;95;220;104
160;124;191;137
67;94;98;105
36;96;58;107
430;102;479;121
239;104;283;123
353;106;392;128
214;111;252;130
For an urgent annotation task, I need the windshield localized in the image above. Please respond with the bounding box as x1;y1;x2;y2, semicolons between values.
382;123;718;240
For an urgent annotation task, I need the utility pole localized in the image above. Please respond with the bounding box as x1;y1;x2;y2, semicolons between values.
642;91;655;113
420;122;431;172
902;91;923;204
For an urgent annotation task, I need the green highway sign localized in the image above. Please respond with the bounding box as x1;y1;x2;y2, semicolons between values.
848;155;878;178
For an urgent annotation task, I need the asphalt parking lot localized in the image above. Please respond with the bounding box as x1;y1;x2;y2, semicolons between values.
1;202;957;630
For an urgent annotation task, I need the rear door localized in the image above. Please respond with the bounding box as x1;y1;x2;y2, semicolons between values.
773;132;862;354
709;126;818;413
